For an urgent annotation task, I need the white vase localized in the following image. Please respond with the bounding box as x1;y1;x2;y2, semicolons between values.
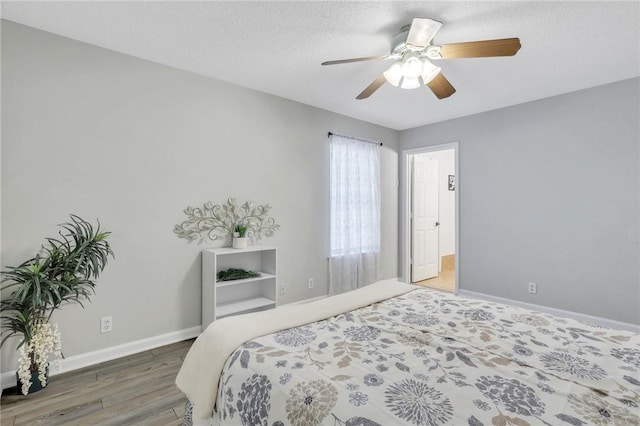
232;237;247;249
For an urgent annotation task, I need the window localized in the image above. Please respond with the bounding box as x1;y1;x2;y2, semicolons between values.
329;133;381;293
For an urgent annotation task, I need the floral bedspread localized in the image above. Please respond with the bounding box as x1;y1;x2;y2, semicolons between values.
189;288;640;426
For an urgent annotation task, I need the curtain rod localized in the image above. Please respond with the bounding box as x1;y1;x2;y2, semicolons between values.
328;132;383;146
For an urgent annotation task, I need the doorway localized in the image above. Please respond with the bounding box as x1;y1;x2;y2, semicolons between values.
401;143;459;293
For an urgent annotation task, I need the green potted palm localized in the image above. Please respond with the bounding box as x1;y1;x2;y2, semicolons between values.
0;215;114;395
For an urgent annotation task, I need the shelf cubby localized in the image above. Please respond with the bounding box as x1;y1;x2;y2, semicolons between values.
201;245;277;331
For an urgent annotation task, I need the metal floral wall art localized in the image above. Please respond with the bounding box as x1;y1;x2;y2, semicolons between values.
174;198;279;244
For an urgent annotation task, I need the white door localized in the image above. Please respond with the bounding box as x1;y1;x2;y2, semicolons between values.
411;155;440;282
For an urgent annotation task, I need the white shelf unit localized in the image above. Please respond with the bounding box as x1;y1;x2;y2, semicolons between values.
202;245;277;331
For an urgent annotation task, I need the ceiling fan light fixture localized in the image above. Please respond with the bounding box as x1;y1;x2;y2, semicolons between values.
401;55;423;80
384;55;440;89
420;59;442;84
400;77;421;90
383;62;403;87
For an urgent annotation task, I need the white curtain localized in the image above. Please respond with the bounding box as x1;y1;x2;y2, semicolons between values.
329;134;381;294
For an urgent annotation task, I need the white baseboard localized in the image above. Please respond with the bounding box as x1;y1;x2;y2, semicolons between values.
1;326;201;391
458;290;640;333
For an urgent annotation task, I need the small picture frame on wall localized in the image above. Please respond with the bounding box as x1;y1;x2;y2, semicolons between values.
448;175;455;191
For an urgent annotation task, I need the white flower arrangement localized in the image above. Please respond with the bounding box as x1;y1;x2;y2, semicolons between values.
16;321;62;395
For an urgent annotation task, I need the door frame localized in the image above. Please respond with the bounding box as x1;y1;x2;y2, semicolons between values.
400;142;460;293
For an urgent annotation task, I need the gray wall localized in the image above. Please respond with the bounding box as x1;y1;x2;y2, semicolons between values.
0;21;399;371
401;78;640;325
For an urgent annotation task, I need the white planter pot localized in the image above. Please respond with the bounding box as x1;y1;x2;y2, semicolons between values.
232;237;247;249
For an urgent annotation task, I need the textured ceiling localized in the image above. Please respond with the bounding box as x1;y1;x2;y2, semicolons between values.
2;1;639;130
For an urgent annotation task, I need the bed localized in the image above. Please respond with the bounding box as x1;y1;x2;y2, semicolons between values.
176;279;640;426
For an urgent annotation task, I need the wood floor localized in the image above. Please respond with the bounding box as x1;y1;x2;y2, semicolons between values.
0;339;193;426
416;269;455;292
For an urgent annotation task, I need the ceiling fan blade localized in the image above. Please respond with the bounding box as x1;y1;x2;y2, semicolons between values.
427;73;456;99
439;38;521;58
406;18;443;49
356;75;387;99
321;55;388;66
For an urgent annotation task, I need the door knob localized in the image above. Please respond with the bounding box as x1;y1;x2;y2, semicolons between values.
435;221;440;226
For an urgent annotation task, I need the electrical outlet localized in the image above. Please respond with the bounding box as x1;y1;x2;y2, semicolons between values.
308;278;314;289
528;282;537;294
100;316;112;333
279;285;286;296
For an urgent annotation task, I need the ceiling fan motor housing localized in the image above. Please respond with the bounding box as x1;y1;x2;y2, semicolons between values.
391;27;411;55
391;25;442;60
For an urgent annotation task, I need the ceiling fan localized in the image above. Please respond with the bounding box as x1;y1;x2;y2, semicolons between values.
321;18;521;100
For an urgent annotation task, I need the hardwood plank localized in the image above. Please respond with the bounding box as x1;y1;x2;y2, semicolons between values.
65;384;184;426
101;367;179;408
1;370;98;409
150;339;193;357
1;415;16;426
158;418;184;426
15;399;103;426
86;350;155;377
97;349;183;381
54;349;154;382
7;363;180;421
41;368;98;389
133;408;180;425
0;339;193;424
173;401;187;418
3;348;154;407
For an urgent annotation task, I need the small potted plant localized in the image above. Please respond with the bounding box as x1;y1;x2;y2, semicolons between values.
232;223;248;249
0;215;113;395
